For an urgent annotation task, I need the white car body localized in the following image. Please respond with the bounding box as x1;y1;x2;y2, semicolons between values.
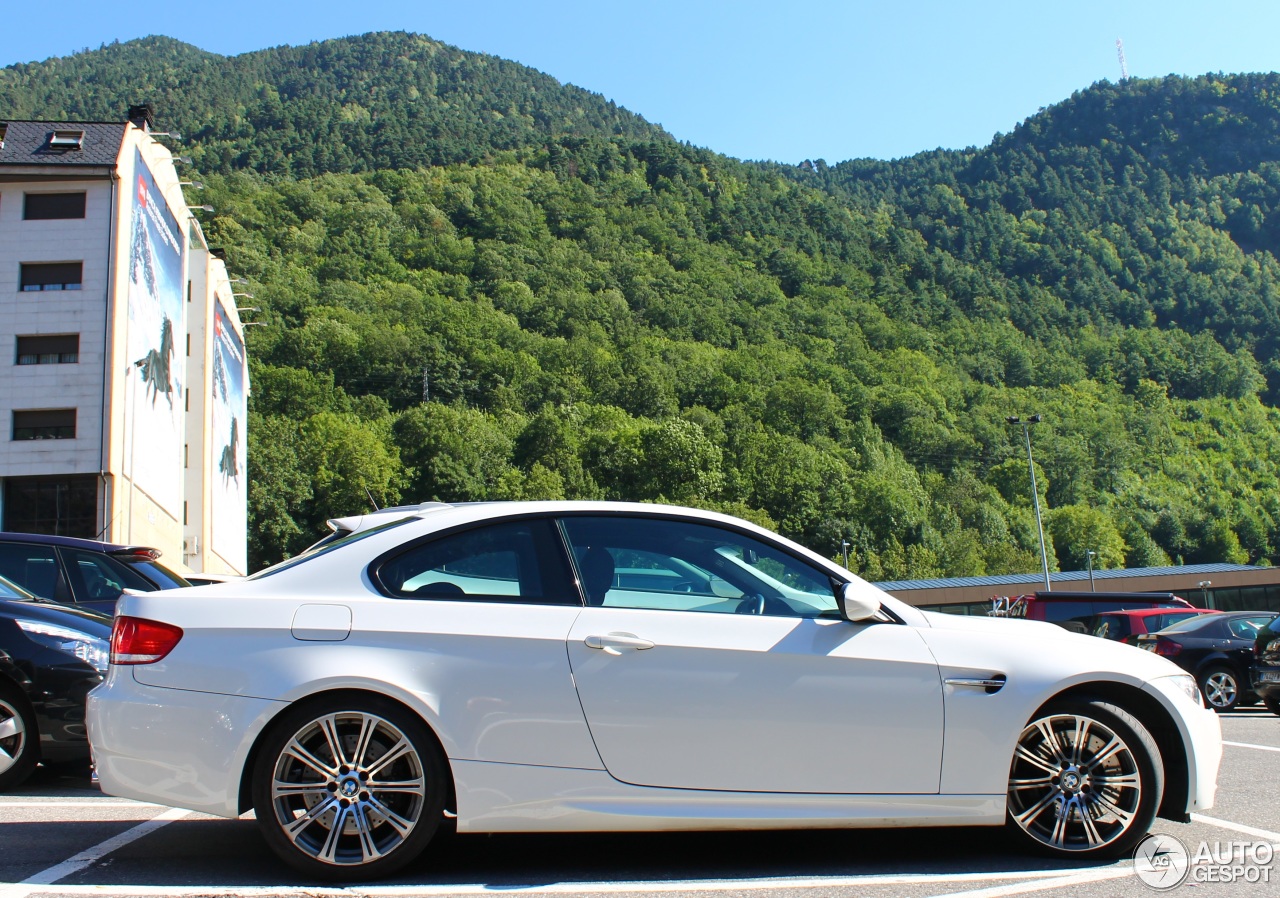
87;501;1220;876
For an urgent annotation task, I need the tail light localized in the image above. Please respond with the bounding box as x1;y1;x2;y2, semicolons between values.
1154;637;1182;657
110;616;184;665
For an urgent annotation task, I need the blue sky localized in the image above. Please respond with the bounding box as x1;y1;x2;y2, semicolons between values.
7;1;1278;162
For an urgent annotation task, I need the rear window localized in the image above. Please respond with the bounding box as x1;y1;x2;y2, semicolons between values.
249;517;416;580
124;559;190;589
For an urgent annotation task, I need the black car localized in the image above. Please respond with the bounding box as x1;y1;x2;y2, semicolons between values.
1250;616;1280;716
0;532;189;613
1136;610;1278;712
0;574;110;790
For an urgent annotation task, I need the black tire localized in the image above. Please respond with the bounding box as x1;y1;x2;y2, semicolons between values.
1264;693;1280;716
1198;666;1240;712
251;694;449;882
0;681;40;792
1006;698;1163;860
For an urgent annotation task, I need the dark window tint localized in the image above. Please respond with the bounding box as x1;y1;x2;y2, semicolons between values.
20;262;82;291
122;558;189;589
0;543;71;601
378;519;576;605
13;409;75;440
16;334;78;365
62;548;154;603
1092;617;1131;640
2;476;97;537
1228;615;1276;639
23;192;86;220
559;515;839;617
1038;601;1093;624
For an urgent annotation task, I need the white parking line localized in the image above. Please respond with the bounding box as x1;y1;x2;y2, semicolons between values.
923;865;1133;898
1191;813;1280;842
0;800;161;808
2;806;189;898
1223;740;1280;753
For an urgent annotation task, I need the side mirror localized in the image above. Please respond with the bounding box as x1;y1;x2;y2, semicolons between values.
839;581;881;622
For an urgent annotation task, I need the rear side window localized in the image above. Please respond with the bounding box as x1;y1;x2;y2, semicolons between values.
0;543;71;602
62;549;154;603
1038;601;1093;624
376;519;577;605
1092;617;1131;640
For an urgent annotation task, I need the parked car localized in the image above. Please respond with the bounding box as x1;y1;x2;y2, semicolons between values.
89;501;1220;881
0;532;190;613
1250;616;1280;716
0;579;110;790
1092;607;1220;644
1135;611;1279;712
992;591;1195;633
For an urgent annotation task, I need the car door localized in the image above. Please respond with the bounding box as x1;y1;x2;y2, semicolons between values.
560;514;944;794
0;542;73;603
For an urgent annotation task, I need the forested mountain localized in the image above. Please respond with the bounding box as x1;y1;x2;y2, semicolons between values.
6;35;1280;578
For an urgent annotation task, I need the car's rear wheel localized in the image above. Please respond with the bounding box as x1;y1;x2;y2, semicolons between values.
1006;698;1162;860
251;695;448;882
1263;693;1280;716
0;682;39;792
1198;666;1240;712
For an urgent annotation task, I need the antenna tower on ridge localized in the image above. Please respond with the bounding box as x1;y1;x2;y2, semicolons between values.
1116;38;1129;81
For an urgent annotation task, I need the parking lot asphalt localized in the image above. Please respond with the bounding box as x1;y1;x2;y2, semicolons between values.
0;710;1276;898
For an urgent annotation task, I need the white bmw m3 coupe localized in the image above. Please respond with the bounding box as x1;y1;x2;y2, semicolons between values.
87;502;1221;881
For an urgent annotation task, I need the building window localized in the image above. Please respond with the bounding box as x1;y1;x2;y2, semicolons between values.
20;262;82;292
16;334;79;365
2;475;97;538
12;409;76;440
23;192;86;220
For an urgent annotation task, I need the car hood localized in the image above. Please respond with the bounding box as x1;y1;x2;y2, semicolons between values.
916;608;1188;682
0;597;113;637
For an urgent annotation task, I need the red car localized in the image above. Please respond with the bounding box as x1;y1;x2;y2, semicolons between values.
1092;607;1221;645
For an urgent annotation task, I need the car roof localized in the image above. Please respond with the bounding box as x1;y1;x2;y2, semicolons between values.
0;530;161;556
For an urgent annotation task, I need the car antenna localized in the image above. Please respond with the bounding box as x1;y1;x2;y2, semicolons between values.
365;487;380;511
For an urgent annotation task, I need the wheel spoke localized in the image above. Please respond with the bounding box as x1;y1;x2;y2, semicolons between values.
365;737;414;779
1069;717;1091;766
284;738;337;779
317;715;348;768
1033;720;1068;766
1014;743;1061;776
1048;802;1071;848
1084;734;1125;769
317;804;349;863
1090;771;1141;789
1090;790;1138;826
1009;774;1056;791
1012;789;1059;827
0;716;21;741
282;794;339;840
365;795;418;838
350;715;378;768
1078;801;1105;847
272;779;330;800
368;776;426;797
352;804;383;862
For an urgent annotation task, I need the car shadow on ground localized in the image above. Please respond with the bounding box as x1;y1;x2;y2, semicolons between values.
44;819;1117;889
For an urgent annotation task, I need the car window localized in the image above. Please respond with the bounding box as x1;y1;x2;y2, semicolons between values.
1038;601;1093;625
0;543;71;602
558;516;839;618
62;549;154;603
250;517;418;580
377;519;577;605
1228;616;1277;639
1092;617;1129;639
1151;612;1200;631
124;558;190;589
1159;614;1219;634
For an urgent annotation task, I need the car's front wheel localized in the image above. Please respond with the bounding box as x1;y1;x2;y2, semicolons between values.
0;682;39;792
1198;666;1240;712
251;695;448;882
1006;698;1163;860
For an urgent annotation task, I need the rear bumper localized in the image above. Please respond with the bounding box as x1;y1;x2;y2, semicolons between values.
87;669;285;818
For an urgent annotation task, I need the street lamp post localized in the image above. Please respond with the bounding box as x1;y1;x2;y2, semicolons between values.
1086;550;1096;592
1008;414;1051;592
1198;580;1212;609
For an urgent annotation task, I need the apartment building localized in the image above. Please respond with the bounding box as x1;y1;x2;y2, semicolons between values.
0;106;247;576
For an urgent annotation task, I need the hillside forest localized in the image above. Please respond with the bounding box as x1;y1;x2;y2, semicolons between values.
4;33;1280;576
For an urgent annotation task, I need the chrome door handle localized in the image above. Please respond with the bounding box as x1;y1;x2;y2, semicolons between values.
585;632;655;655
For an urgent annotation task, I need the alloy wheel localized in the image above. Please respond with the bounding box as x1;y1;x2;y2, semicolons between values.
0;698;27;776
267;710;428;867
1201;670;1238;710
1006;711;1146;853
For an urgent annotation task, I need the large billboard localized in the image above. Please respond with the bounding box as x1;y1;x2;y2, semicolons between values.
210;297;247;565
126;149;186;514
